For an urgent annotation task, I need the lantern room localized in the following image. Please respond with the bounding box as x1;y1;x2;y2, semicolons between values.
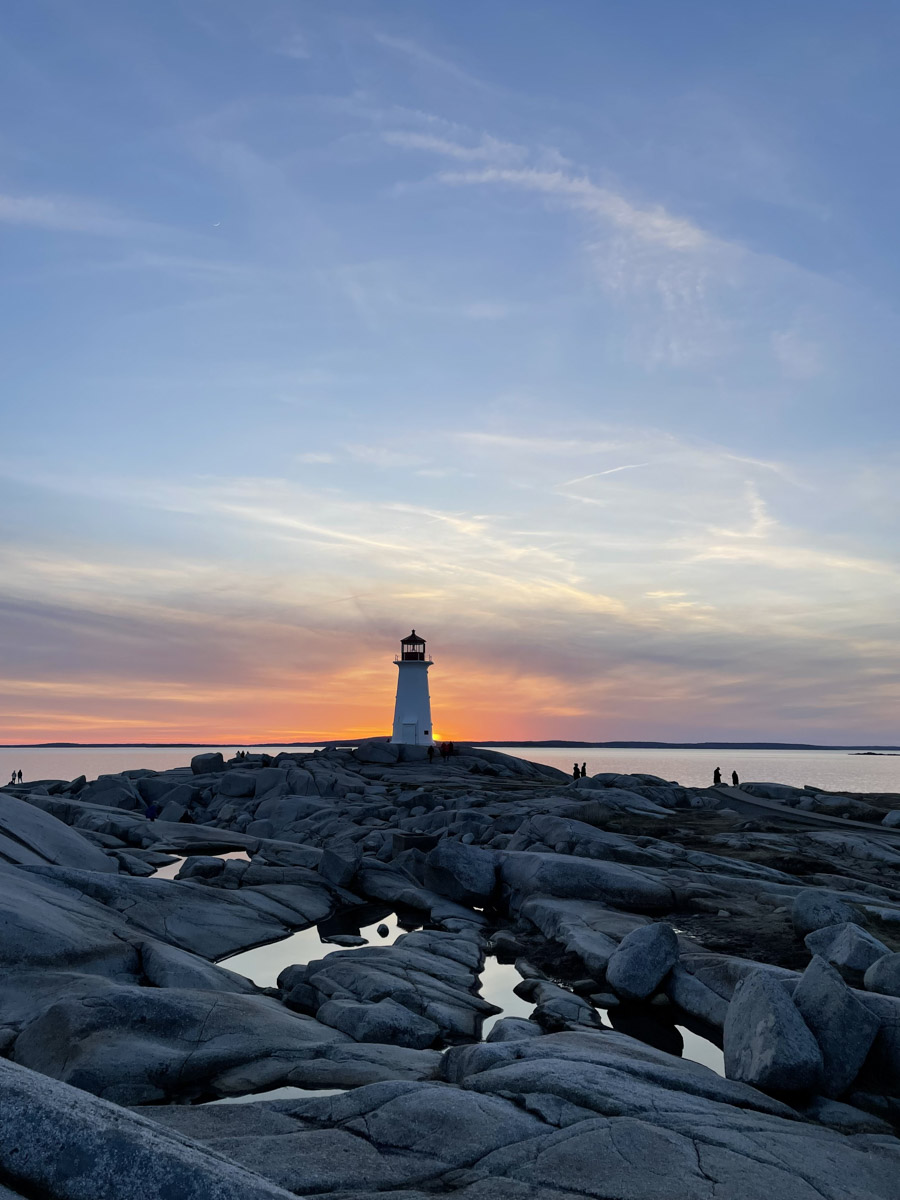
399;630;427;661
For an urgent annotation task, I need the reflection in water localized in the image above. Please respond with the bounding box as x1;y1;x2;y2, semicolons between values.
477;956;725;1076
608;1008;684;1057
479;958;541;1035
207;1086;344;1105
220;909;412;988
676;1024;725;1075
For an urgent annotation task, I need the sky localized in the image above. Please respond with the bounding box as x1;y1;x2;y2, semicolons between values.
1;0;899;744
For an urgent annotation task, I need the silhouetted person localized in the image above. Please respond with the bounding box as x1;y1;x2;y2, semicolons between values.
713;767;722;786
16;770;22;784
573;763;580;780
8;771;15;785
440;742;449;762
580;763;587;778
427;745;435;764
732;770;739;787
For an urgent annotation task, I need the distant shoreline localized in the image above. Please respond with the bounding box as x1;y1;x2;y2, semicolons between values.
3;740;900;752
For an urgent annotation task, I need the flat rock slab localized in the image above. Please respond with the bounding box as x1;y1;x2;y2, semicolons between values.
12;983;349;1105
19;865;293;959
500;851;675;913
0;796;116;873
143;1033;900;1199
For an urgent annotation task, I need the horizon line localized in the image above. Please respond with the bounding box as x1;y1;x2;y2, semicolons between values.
2;739;899;752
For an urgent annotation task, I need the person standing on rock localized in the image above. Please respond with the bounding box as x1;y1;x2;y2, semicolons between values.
573;763;580;780
580;763;587;778
732;770;740;787
427;745;435;764
16;769;22;784
8;771;15;785
713;767;722;786
447;741;455;757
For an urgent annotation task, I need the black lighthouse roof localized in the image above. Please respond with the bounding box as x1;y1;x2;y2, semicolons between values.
400;630;425;644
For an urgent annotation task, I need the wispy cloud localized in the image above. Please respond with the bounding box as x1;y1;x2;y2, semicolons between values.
382;130;526;165
559;464;649;486
372;32;491;91
437;167;712;252
0;192;158;237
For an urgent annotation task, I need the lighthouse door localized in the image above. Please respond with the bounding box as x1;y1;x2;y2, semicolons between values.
402;722;417;744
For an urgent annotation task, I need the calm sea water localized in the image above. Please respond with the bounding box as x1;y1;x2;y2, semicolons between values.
1;743;897;793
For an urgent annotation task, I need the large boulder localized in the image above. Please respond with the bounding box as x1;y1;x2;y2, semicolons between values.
605;923;679;1001
352;742;400;765
191;752;225;774
217;771;258;799
792;956;880;1096
791;889;858;937
864;952;900;998
254;768;289;798
424;839;498;905
724;969;823;1091
805;923;891;985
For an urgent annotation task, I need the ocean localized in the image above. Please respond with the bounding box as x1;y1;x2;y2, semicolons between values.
2;744;897;793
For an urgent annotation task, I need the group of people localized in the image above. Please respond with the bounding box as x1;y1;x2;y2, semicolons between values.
572;763;587;779
713;768;740;787
7;769;22;784
427;741;455;763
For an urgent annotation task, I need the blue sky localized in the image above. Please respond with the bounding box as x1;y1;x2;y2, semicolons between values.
1;0;898;742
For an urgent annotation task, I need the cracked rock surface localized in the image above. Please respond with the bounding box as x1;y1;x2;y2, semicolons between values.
2;744;900;1196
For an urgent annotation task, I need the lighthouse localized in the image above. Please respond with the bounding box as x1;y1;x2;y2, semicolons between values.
390;630;434;745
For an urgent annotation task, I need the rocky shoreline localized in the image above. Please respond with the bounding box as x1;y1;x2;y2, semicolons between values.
2;743;900;1197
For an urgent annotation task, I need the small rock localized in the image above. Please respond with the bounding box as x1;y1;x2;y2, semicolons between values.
376;923;390;938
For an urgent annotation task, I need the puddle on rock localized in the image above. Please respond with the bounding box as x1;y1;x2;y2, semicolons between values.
220;908;416;988
477;956;724;1075
206;1086;345;1105
478;958;550;1035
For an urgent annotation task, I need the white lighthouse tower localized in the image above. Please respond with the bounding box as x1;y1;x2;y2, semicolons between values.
390;630;434;745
